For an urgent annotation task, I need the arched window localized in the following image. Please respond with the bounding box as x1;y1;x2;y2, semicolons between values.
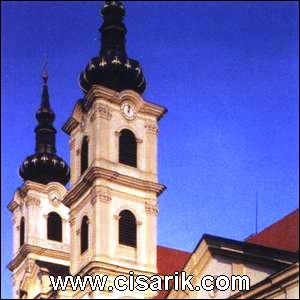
81;216;89;254
119;129;137;167
81;136;89;175
119;210;137;248
20;217;25;247
47;212;62;242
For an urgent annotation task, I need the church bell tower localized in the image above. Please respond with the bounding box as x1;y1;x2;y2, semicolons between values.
62;1;167;298
8;70;71;299
9;1;167;299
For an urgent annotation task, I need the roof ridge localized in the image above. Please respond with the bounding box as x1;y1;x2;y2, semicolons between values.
157;244;191;254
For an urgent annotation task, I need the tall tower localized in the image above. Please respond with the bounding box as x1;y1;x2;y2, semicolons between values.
8;71;71;299
62;1;167;298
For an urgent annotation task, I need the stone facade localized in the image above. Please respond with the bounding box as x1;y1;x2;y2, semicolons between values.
8;85;167;299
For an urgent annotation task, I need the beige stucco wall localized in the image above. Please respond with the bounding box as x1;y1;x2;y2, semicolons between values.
168;251;282;299
9;182;70;299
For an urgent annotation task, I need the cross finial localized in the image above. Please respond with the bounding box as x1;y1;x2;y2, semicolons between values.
42;58;48;84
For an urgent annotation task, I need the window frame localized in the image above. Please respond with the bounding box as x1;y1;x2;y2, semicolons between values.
118;209;137;248
81;136;89;175
118;129;137;168
20;217;25;247
80;216;89;254
47;212;63;242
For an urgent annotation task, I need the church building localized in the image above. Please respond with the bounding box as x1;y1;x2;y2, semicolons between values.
8;1;299;299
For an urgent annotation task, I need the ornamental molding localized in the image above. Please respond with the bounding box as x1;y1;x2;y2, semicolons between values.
62;100;83;135
63;167;166;208
90;185;112;206
63;86;167;137
145;202;158;216
25;258;36;274
90;103;112;122
62;117;80;135
16;181;67;203
115;126;142;143
145;122;159;135
8;244;70;272
25;196;41;207
84;85;167;120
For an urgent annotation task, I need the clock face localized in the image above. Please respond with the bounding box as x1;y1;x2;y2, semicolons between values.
121;102;136;120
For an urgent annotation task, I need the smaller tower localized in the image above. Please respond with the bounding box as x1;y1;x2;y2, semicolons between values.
8;72;71;299
19;70;70;185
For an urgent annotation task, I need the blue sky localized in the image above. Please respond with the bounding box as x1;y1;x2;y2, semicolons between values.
1;1;299;298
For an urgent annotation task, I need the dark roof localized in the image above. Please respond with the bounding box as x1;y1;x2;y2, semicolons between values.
246;209;299;253
19;73;70;186
79;1;146;94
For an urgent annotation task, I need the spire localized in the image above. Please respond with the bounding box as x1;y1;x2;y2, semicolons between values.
40;66;51;109
79;1;146;94
35;68;56;154
100;1;126;57
19;70;70;186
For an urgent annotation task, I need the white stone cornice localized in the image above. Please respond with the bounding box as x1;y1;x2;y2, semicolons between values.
8;244;70;271
63;167;166;208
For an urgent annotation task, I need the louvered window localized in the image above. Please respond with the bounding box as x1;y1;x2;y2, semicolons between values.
119;129;137;167
81;216;89;253
81;136;89;175
119;210;137;248
20;217;25;247
47;212;62;242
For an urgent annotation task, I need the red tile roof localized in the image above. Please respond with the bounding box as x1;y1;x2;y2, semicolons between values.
157;245;191;275
246;208;299;253
155;245;191;299
154;208;299;299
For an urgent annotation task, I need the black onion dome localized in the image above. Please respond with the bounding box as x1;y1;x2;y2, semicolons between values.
20;153;70;186
19;72;70;186
79;1;146;94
